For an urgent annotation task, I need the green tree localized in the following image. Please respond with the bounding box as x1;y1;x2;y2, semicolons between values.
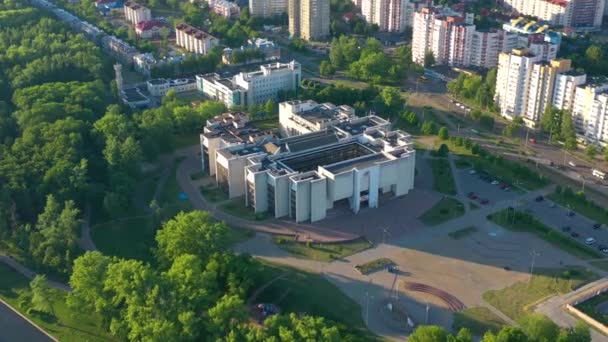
264;99;278;116
373;87;404;116
557;321;591;342
585;144;597;159
409;325;449;342
560;111;577;150
424;51;436;68
438;126;449;140
421;121;436;135
437;143;449;157
29;275;54;315
30;195;81;273
319;60;336;77
155;211;229;266
481;326;528;342
402;110;418;126
519;314;559;342
207;294;248;338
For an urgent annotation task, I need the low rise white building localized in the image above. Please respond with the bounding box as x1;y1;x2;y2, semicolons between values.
197;61;301;108
206;0;240;18
222;38;281;65
175;23;219;55
146;78;197;97
200;102;416;222
135;20;166;38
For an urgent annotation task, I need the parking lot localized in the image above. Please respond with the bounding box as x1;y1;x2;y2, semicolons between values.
454;167;519;206
524;197;608;254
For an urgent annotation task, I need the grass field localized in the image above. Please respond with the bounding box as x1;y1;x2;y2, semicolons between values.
159;162;193;218
488;210;602;260
354;258;395;275
452;307;506;336
448;226;479;240
219;198;268;221
273;237;372;262
257;263;379;340
200;185;228;203
420;197;465;226
0;264;114;342
462;155;548;191
91;214;156;262
575;291;608;326
483;267;598;320
548;192;608;226
173;133;199;148
251;118;280;132
430;158;457;195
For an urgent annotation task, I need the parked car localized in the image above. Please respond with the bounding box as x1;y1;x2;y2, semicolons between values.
549;203;556;208
480;199;489;205
491;180;500;185
597;244;607;251
585;237;596;245
469;169;477;175
535;196;544;202
567;211;575;217
570;232;580;238
593;223;601;229
562;226;571;232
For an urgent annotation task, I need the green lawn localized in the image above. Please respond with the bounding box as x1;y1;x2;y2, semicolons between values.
488;209;602;260
548;192;608;226
420;197;465;226
273;237;372;262
448;226;479;240
354;258;395;275
453;307;506;336
589;260;608;272
257;262;379;340
219;198;268;221
575;291;608;325
251;118;280;132
225;226;256;247
483;267;598;320
200;185;229;203
0;264;114;342
430;158;457;195
173;133;199;148
190;171;207;180
454;158;472;169
159;162;193;219
92;214;156;262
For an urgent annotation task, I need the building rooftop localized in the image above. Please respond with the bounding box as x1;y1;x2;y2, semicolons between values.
324;153;390;174
203;112;273;145
280;130;340;153
277;142;375;173
175;23;217;41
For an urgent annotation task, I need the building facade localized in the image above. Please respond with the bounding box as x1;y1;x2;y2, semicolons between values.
146;78;197;97
123;1;151;24
288;0;330;40
200;102;416;223
175;23;219;55
222;38;281;65
361;0;408;32
249;0;288;17
571;78;608;144
523;59;572;126
206;0;241;18
501;0;604;30
197;61;301;108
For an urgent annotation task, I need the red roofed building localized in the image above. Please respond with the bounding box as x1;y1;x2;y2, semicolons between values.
135;20;166;39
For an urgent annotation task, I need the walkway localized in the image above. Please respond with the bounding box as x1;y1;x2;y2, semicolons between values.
0;255;70;292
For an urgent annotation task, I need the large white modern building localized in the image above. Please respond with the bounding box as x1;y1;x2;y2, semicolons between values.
200;101;416;222
249;0;288;17
175;23;219;55
197;61;301;108
361;0;408;32
123;1;151;24
288;0;330;40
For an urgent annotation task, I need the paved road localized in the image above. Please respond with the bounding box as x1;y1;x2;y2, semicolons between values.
0;256;70;292
536;278;608;342
0;300;55;342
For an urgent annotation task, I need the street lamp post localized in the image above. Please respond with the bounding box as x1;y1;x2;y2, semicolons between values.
365;291;369;326
529;249;540;283
425;302;430;324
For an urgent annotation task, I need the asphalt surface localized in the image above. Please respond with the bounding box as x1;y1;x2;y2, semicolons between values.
526;198;608;253
0;301;53;342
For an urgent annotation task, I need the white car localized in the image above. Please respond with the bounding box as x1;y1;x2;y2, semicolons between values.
469;170;477;175
491;180;500;185
585;237;596;245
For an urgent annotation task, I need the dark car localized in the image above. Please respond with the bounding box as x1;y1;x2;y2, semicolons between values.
597;245;607;251
535;196;544;202
562;226;571;232
593;223;602;229
567;211;575;217
570;231;580;238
